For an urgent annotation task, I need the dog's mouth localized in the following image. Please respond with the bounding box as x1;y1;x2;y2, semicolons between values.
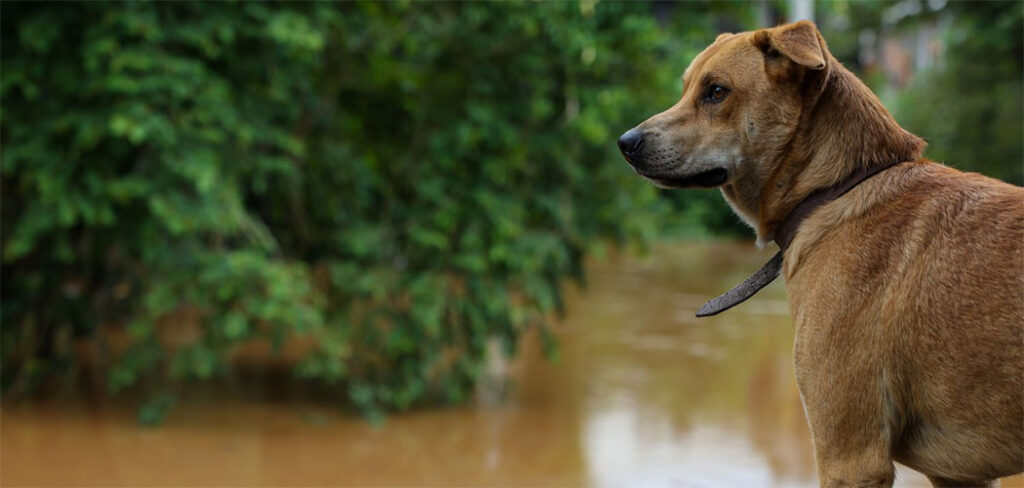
641;168;729;189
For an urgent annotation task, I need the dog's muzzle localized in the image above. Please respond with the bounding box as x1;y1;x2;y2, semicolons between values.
617;127;728;189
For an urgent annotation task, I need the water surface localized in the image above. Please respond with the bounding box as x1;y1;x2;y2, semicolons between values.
3;242;1020;487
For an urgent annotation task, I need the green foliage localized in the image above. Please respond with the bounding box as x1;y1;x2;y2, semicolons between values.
1;2;692;420
893;1;1023;185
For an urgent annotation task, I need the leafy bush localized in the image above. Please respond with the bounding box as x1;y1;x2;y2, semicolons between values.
893;1;1023;185
2;2;701;421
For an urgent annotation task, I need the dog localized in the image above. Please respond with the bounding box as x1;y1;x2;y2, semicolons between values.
618;21;1023;488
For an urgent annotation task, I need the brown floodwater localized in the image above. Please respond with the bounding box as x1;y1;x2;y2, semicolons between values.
2;241;1021;487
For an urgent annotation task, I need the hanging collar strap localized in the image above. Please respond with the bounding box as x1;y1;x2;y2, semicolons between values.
696;161;905;317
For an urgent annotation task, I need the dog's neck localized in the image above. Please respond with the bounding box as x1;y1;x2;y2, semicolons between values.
752;57;925;245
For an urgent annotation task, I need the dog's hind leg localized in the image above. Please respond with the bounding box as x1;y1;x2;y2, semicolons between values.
797;375;897;487
807;426;896;488
802;407;897;487
795;331;897;487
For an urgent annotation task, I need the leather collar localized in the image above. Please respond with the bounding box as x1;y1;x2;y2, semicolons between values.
695;161;905;317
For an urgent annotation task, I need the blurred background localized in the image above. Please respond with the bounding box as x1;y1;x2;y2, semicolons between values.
1;1;1021;487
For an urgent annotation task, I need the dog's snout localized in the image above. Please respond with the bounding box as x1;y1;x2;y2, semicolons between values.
617;128;645;161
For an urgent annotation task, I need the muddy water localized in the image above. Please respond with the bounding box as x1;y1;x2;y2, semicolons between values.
2;242;1021;487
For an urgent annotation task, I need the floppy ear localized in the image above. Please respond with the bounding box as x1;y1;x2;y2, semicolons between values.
756;20;826;70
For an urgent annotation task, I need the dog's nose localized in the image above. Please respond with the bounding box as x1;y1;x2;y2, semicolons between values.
617;128;645;160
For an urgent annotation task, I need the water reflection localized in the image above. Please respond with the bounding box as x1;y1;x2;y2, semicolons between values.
2;242;1020;487
562;242;817;487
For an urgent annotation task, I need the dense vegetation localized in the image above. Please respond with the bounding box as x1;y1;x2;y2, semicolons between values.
0;2;693;422
2;1;1019;423
895;1;1024;185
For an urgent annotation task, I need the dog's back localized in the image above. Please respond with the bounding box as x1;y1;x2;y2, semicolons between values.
786;161;1024;482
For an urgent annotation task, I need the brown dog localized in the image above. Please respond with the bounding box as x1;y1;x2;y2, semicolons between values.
618;21;1023;487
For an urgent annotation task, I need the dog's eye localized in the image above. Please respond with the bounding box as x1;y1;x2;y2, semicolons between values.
704;84;729;104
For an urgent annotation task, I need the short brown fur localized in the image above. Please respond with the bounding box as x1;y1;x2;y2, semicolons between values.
622;21;1024;487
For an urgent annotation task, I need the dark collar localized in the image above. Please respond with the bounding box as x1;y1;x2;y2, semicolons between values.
695;162;904;317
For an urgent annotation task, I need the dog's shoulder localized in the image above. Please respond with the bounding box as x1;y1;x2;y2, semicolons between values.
784;160;1023;284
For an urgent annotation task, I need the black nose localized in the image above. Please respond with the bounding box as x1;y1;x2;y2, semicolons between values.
617;128;644;160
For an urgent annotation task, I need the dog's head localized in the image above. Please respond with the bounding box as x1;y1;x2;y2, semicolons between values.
620;20;925;241
618;21;828;194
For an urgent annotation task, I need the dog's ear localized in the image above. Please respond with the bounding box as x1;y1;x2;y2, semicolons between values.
755;20;826;70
